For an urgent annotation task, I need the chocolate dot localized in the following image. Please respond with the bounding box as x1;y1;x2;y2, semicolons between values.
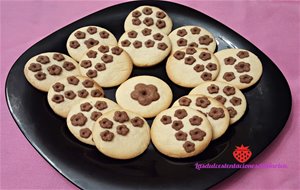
101;54;113;63
82;79;94;88
78;89;89;98
183;141;195;153
196;97;211;108
153;33;164;41
99;31;109;39
160;115;172;125
63;61;76;71
87;27;97;34
99;118;113;129
71;113;87;126
194;64;204;72
156;11;166;18
28;63;42;72
142;28;152;36
142;7;153;15
206;63;217;71
130;117;144;127
144;39;155;48
80;102;93;112
234;62;251;73
208;107;225;120
91;89;103;97
227;107;237;118
132;10;141;17
113;111;129;123
47;65;62;75
177;29;187;37
36;56;50;64
116;125;129;136
189;128;206;141
237;51;249;59
80;128;92;138
131;83;160;106
53;53;65;61
223;72;236;82
177;38;187;46
90;111;102;121
86;50;97;58
98;45;109;53
199;52;211;61
199;35;213;45
156;19;166;29
174;109;188;119
64;90;76;100
184;56;196;65
69;40;80;49
80;60;92;68
34;72;46;80
143;17;154;26
179;97;191;106
133;40;142;48
172;120;184;131
128;31;138;38
201;72;212;81
94;101;108;110
175;131;187;141
100;130;114;141
188;42;198;48
121;40;131;47
52;82;64;92
207;84;219;94
84;38;99;48
95;63;106;71
67;76;79;85
190;27;201;34
74;31;86;39
111;47;123;55
86;70;97;78
157;42;168;50
239;74;253;83
52;94;64;103
230;97;242;106
132;18;141;25
214;95;226;105
224;57;236;65
223;86;236;96
173;51;185;60
189;116;203;125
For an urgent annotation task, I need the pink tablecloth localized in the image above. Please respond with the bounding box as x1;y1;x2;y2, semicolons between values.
1;1;299;189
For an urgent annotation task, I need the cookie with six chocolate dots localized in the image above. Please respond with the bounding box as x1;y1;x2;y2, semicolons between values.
47;76;104;118
118;27;171;67
172;95;230;140
151;106;212;158
124;5;173;35
67;26;117;61
67;97;120;145
115;75;173;118
78;45;133;87
168;25;217;54
189;81;247;124
24;52;80;92
166;47;220;88
215;48;263;89
92;109;150;159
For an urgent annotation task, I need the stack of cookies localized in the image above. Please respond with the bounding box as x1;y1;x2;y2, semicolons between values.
24;5;263;159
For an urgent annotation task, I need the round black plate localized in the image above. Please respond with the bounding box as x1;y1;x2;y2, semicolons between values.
5;1;292;189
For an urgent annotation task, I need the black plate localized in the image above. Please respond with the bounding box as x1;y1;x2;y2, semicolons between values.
5;1;292;189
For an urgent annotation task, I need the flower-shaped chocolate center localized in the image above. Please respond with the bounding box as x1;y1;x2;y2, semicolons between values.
131;83;160;106
234;62;250;73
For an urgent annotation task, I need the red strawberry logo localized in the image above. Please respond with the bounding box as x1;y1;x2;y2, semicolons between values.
233;145;252;163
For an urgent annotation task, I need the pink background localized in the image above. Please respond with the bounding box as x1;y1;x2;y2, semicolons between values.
1;0;299;189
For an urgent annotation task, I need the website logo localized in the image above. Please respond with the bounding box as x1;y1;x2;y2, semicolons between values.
233;144;252;163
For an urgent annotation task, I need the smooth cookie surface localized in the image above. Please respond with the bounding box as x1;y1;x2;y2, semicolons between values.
189;81;247;124
67;26;117;61
67;97;120;145
151;106;212;158
92;109;150;159
79;45;133;87
172;95;230;140
215;48;263;89
124;5;173;34
166;47;220;88
118;27;171;67
47;76;104;118
168;25;217;53
115;76;173;118
24;52;80;92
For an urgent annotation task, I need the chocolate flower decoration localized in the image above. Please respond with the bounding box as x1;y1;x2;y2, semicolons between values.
131;83;160;106
208;107;225;120
234;62;250;73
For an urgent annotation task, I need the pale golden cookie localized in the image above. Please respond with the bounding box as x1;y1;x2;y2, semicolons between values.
67;26;117;61
151;106;212;158
24;52;80;92
67;97;120;145
78;45;133;87
115;75;173;118
92;109;150;159
166;47;220;88
47;76;104;118
118;27;171;67
168;25;217;53
215;48;263;89
124;5;173;34
172;95;230;140
189;81;247;124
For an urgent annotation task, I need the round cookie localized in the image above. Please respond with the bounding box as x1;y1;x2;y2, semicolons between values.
189;81;247;124
24;52;80;92
67;26;117;61
92;109;150;159
118;27;171;67
67;97;120;145
78;45;133;87
168;25;217;54
166;47;220;88
151;106;212;158
124;5;173;35
47;76;104;118
172;95;230;140
115;76;173;118
215;48;263;89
